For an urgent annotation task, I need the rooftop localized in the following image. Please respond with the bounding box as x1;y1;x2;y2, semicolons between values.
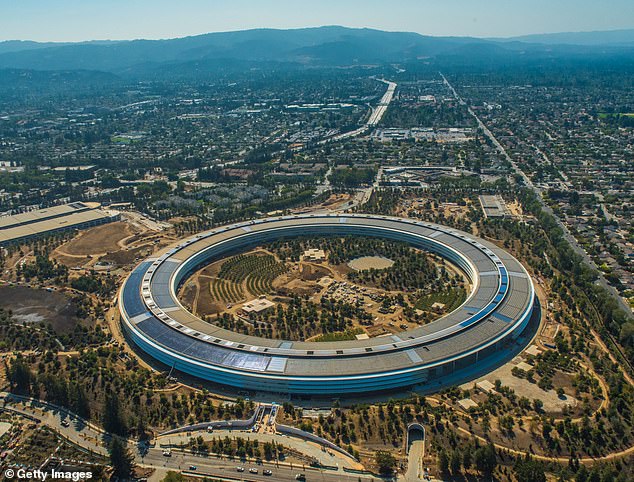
0;202;118;244
241;298;276;314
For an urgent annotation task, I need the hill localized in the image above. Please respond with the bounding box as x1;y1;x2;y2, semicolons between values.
0;26;633;78
504;29;634;46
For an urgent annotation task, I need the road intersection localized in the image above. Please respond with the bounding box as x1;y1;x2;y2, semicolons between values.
0;392;376;482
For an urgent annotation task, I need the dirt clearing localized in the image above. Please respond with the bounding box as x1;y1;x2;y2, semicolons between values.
0;286;83;334
58;222;132;256
348;256;395;271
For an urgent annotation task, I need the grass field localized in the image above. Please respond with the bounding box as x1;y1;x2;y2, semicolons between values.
110;136;138;144
598;112;634;118
415;287;467;313
311;327;365;342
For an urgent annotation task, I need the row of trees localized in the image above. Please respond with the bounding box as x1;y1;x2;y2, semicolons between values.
438;442;499;478
214;295;372;341
330;166;377;187
519;188;633;365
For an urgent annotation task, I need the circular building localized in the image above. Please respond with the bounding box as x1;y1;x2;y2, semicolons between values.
119;214;535;395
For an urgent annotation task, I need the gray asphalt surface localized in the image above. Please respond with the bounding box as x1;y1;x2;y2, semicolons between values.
0;393;377;482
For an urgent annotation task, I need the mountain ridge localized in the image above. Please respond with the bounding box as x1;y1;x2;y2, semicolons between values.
1;26;633;76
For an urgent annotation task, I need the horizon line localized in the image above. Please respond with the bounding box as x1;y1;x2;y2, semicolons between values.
2;24;634;44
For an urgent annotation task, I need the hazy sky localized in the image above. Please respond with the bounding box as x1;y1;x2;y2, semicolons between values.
1;0;634;42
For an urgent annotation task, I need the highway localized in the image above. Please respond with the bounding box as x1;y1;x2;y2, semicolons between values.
302;77;396;197
367;79;397;126
325;77;397;143
440;72;633;318
138;452;375;482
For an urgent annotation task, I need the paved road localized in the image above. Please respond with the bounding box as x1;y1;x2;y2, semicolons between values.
402;441;425;481
139;451;376;482
400;425;427;482
0;393;375;482
306;77;396;199
159;429;360;470
322;77;397;143
315;164;333;195
367;79;397;126
440;73;632;318
1;392;109;456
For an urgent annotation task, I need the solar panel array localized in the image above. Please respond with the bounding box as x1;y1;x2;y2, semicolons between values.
119;214;535;394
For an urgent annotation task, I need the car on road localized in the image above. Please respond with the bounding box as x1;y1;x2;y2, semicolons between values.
188;466;197;471
295;474;306;481
162;450;171;457
236;466;244;472
249;468;258;474
263;469;272;476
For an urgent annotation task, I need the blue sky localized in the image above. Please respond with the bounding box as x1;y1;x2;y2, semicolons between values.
1;0;633;42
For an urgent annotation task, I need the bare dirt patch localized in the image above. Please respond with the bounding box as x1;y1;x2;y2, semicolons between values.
179;281;198;311
100;246;148;267
58;222;132;256
52;252;91;268
276;277;319;297
198;278;224;315
179;261;236;317
507;200;524;217
0;286;84;334
348;256;395;271
463;356;579;413
299;263;332;281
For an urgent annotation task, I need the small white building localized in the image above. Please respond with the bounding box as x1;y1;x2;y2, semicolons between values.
241;298;276;316
303;248;326;262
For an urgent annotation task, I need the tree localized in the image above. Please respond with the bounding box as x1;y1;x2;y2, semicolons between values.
263;441;274;460
450;448;462;475
588;468;601;482
109;438;134;480
474;443;496;476
103;393;128;437
136;413;148;441
7;356;32;394
575;465;589;482
437;449;449;475
542;422;553;440
375;450;396;475
514;455;546;482
499;415;515;433
70;382;90;419
463;444;473;470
